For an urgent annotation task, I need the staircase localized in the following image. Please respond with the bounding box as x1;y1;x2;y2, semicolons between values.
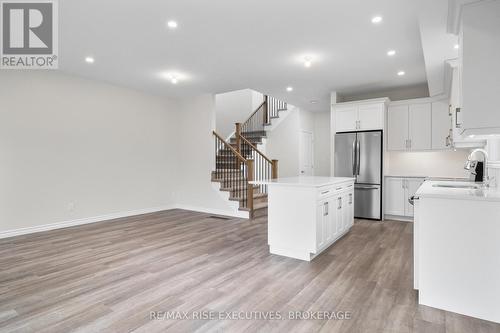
212;95;288;218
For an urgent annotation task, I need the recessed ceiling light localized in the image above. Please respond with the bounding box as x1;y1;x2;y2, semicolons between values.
310;100;318;104
286;86;293;92
304;56;312;68
167;20;178;29
387;50;396;56
372;16;383;24
397;71;406;76
454;44;460;50
159;71;189;84
85;57;94;64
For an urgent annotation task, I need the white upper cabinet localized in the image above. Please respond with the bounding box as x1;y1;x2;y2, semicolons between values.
357;103;385;130
387;105;409;151
388;99;449;152
409;103;432;151
335;105;358;132
460;0;500;135
431;100;451;150
334;99;387;133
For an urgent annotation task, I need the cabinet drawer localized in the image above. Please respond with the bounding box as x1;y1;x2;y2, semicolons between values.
317;183;353;199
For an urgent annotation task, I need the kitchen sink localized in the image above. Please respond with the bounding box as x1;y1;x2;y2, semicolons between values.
432;184;482;189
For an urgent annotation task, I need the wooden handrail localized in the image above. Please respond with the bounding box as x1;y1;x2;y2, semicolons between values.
241;100;266;128
238;133;273;164
212;131;247;163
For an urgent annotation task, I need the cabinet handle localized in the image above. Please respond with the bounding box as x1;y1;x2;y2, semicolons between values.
349;193;353;204
321;190;330;195
324;202;328;216
455;108;462;128
338;197;342;210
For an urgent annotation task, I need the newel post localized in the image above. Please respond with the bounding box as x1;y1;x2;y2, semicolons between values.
247;159;254;216
272;159;278;179
235;123;241;154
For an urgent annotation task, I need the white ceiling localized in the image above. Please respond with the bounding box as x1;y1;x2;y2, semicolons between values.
60;0;428;111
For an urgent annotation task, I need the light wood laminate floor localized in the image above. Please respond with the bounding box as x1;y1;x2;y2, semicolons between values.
1;209;499;333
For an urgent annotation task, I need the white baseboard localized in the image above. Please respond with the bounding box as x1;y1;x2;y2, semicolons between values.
174;204;249;219
384;214;414;222
0;203;249;240
0;204;176;240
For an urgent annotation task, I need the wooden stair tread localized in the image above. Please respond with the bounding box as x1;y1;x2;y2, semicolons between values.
238;201;268;212
229;192;267;201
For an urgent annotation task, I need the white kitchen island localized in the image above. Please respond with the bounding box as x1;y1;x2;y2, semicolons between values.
414;180;500;324
251;176;355;261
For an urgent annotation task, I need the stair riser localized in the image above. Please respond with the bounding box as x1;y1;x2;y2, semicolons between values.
215;163;242;169
253;196;268;205
229;138;264;144
252;207;268;219
241;131;267;137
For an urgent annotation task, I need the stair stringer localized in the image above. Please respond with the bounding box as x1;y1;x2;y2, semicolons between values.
210;180;250;219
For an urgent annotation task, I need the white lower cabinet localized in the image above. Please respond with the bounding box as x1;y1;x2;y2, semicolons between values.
385;177;424;219
265;178;355;261
315;187;354;252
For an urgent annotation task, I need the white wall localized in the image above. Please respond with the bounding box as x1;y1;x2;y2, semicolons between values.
313;112;331;176
175;95;245;217
0;71;179;234
265;108;325;178
340;83;430;102
215;89;263;138
386;150;470;178
266;108;301;177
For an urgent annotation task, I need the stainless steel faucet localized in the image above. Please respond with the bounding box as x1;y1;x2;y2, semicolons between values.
464;148;489;186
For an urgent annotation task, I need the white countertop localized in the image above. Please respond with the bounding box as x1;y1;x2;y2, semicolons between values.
250;176;355;188
416;180;500;202
385;175;470;181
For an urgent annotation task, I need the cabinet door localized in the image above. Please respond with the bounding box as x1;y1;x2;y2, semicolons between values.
431;100;451;150
316;201;326;249
404;178;425;217
335;105;358;132
387;105;409;151
385;178;406;216
334;196;343;237
325;200;334;243
461;0;500;133
347;191;354;228
409;103;432;150
358;103;384;130
342;191;354;230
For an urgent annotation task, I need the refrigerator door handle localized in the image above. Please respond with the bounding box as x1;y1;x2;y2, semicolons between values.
352;139;357;176
356;139;361;175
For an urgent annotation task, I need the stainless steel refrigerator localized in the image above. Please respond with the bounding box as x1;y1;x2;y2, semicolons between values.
334;130;382;220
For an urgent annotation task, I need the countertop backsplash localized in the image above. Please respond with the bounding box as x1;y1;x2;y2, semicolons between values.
386;150;470;179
